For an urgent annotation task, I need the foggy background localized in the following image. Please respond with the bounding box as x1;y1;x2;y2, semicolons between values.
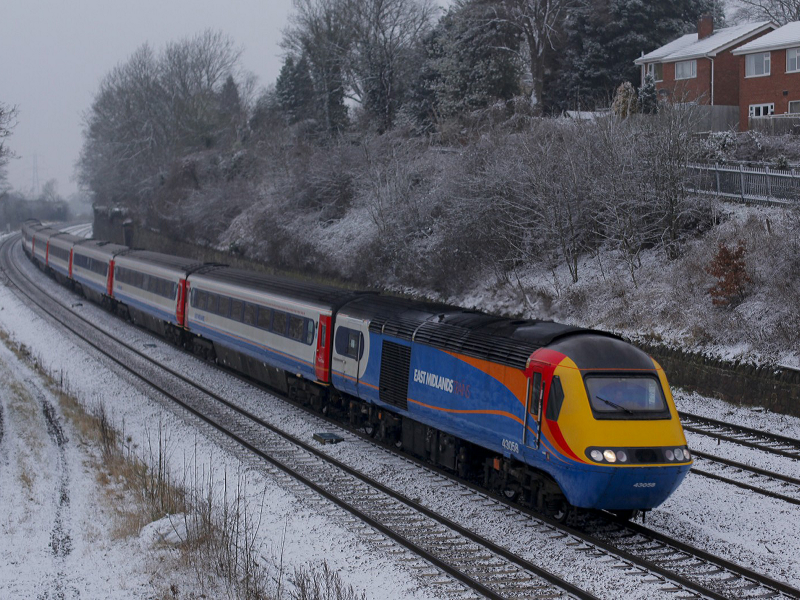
1;0;295;199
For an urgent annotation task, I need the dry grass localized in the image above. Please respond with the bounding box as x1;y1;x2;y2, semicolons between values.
0;326;366;600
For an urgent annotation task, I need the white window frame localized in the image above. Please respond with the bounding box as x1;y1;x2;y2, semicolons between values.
787;48;800;73
646;62;663;82
749;103;774;117
674;60;697;80
788;100;800;113
745;52;771;77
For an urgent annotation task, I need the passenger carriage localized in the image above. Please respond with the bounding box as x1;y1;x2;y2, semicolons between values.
112;251;205;342
71;240;129;304
21;219;42;257
46;233;86;285
30;227;61;271
185;268;361;396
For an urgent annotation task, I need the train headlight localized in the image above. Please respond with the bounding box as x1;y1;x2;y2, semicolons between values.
590;450;604;462
674;448;685;461
616;450;628;463
664;449;674;461
684;449;691;460
603;449;617;463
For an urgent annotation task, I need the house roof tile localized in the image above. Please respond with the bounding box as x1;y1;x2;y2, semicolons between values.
635;21;774;65
733;21;800;54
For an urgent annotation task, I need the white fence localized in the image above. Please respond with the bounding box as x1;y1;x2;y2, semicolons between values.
687;162;800;205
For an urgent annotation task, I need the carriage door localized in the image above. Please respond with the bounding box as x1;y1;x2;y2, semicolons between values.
332;317;366;396
523;371;544;449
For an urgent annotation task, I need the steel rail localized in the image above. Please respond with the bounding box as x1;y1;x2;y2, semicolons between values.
1;235;592;600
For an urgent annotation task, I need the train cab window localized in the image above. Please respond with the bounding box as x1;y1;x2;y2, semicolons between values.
305;320;315;345
218;295;231;317
585;376;669;419
230;299;244;321
243;303;257;326
257;307;272;329
272;311;288;335
288;315;304;341
545;376;565;422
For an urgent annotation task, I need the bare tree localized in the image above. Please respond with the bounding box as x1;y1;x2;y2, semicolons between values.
732;0;800;24
78;30;247;213
345;0;437;131
283;0;354;134
1;101;17;171
501;0;578;108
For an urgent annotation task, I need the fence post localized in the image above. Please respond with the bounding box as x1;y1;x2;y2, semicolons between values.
765;166;771;198
715;163;721;194
740;164;745;200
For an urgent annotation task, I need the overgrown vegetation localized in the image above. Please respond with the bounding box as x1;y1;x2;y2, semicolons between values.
0;329;365;600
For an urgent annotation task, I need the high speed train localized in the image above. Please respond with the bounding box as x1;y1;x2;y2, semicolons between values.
21;219;692;519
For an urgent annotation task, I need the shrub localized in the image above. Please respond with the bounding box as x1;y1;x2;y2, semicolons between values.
706;241;752;307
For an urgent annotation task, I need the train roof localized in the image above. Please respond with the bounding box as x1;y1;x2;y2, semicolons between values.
73;240;130;258
190;266;366;311
32;227;62;240
48;232;86;247
119;250;205;274
341;295;619;370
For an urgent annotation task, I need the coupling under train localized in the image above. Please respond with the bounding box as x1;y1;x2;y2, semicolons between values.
21;219;693;519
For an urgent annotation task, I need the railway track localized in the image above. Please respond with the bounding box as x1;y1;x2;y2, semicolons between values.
0;235;594;599
676;411;800;505
4;233;800;600
680;411;800;460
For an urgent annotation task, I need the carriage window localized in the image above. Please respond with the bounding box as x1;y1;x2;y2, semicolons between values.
230;299;244;321
272;311;287;335
306;320;315;345
218;295;231;317
206;293;219;314
257;307;272;329
320;324;326;348
288;316;304;341
243;303;257;326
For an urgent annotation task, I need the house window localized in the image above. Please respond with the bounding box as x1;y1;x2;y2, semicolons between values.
789;100;800;113
646;62;663;82
745;52;770;77
749;103;774;117
788;48;800;73
674;60;696;80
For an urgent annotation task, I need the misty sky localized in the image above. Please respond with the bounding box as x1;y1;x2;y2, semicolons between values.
1;0;296;198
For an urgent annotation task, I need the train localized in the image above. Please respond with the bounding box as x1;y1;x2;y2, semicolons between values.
20;218;693;520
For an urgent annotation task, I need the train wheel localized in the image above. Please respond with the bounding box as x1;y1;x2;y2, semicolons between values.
546;499;569;523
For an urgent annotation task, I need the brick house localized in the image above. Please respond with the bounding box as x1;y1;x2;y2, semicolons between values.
733;22;800;130
634;17;775;107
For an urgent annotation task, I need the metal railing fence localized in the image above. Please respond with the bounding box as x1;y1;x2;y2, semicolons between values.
687;162;800;205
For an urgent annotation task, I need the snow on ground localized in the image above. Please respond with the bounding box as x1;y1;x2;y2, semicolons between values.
0;235;439;599
0;328;180;598
1;228;799;598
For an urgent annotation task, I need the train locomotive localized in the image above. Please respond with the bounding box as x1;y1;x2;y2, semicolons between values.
20;219;693;519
